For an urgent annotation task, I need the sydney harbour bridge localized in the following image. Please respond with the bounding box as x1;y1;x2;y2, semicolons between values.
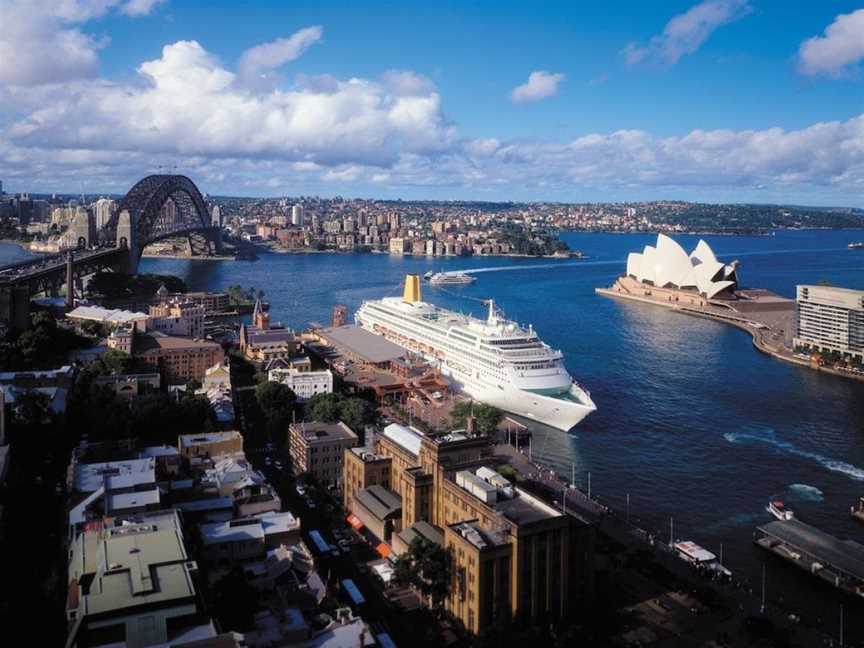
0;174;222;328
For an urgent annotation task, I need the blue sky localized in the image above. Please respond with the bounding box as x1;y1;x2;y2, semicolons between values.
0;0;862;204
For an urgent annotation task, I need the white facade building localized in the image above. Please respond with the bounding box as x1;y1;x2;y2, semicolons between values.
794;285;864;361
268;368;334;401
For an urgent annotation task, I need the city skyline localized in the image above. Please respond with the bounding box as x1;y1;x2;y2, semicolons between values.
1;0;863;205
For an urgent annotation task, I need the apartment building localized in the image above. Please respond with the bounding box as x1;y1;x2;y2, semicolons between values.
148;299;206;339
178;431;243;462
133;332;224;383
794;284;864;362
287;421;358;488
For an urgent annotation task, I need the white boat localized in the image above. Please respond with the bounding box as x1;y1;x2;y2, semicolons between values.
355;275;596;431
428;271;475;286
848;242;864;250
767;499;794;521
674;541;732;577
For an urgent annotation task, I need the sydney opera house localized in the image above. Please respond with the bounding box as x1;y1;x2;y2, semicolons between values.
609;234;740;306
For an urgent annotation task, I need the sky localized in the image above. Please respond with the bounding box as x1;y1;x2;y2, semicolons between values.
0;0;862;205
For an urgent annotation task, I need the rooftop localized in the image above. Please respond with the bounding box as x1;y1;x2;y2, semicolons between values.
136;331;222;352
757;518;864;581
397;520;444;548
179;430;243;448
69;511;198;619
107;487;161;512
355;485;402;520
450;521;508;550
381;423;423;457
349;447;388;462
74;457;156;493
200;511;300;545
496;487;562;526
67;304;148;323
320;324;406;364
138;444;179;458
291;420;357;444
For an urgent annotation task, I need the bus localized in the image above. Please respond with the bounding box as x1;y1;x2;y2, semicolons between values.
376;632;397;648
308;530;331;556
341;578;365;606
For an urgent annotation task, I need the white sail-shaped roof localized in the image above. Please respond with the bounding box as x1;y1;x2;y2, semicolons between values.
624;234;738;298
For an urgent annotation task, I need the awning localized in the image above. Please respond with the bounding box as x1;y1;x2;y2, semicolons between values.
376;543;392;558
347;514;364;531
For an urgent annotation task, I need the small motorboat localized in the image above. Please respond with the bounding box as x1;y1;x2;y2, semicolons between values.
767;500;794;521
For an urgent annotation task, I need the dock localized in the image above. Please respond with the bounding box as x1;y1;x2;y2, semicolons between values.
754;518;864;598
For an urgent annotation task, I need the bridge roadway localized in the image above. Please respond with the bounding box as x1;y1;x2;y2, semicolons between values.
0;246;126;285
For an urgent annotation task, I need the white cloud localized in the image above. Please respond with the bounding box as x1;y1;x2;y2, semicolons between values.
510;71;565;103
4;39;455;168
0;0;164;86
379;70;436;96
797;9;864;78
121;0;166;16
622;0;751;67
0;3;862;204
237;26;322;86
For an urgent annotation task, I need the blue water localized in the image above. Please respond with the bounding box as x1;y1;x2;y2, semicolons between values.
4;229;864;630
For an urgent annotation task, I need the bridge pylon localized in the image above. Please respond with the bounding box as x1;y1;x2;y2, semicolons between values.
116;209;139;274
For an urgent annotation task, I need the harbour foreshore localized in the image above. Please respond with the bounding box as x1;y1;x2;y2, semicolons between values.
596;278;864;383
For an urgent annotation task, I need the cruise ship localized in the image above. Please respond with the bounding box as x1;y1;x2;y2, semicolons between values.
356;275;596;431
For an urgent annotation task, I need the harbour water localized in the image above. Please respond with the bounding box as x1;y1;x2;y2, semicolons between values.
3;228;864;632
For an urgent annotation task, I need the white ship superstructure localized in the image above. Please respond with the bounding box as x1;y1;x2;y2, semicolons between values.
355;275;596;431
429;271;475;286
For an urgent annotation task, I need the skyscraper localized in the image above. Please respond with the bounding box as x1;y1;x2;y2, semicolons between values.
291;204;304;227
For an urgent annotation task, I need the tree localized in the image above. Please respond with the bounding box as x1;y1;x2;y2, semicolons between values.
256;381;297;439
393;537;452;611
306;392;343;422
256;381;296;419
449;401;503;435
338;397;375;432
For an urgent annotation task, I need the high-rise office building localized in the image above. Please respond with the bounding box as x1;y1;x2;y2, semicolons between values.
794;284;864;362
93;197;117;229
291;204;304;226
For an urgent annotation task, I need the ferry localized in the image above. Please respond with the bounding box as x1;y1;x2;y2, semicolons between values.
674;541;732;577
429;271;476;286
767;500;794;521
356;275;596;431
849;242;864;249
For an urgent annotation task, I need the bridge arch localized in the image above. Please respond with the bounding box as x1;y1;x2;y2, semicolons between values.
102;174;212;247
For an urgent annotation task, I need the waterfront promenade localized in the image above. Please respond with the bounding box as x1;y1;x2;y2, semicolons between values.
493;441;846;646
596;279;864;384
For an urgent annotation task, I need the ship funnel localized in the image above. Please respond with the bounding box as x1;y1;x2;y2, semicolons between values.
402;274;422;303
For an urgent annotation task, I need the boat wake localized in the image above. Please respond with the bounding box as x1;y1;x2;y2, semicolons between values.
723;431;864;482
461;262;588;275
787;483;824;502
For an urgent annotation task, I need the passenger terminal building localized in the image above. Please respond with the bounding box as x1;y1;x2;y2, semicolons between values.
343;422;594;635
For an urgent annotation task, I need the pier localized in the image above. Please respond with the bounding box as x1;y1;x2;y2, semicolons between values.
754;518;864;599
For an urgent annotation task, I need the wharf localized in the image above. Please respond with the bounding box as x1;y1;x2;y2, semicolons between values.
754;518;864;599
